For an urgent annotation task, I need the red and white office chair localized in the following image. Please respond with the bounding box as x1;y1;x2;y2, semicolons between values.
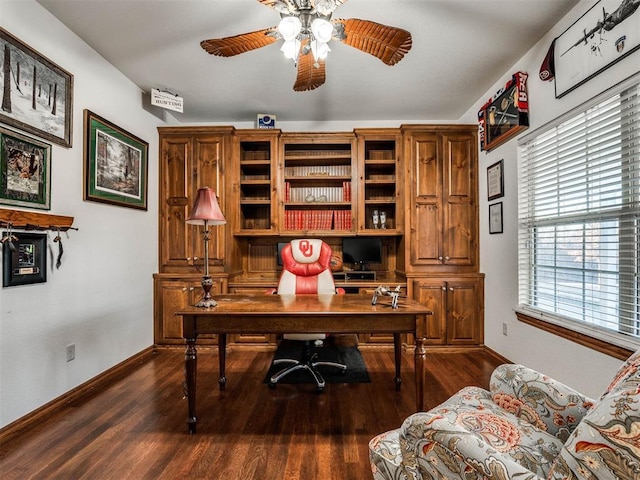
268;238;347;391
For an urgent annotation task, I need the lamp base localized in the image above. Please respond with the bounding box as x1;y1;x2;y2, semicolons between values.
194;297;218;308
194;275;217;308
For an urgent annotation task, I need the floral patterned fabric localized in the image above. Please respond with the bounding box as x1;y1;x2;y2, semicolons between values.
548;348;640;480
370;350;640;480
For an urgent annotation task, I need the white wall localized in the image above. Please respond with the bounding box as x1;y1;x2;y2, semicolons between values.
0;1;162;427
463;0;640;399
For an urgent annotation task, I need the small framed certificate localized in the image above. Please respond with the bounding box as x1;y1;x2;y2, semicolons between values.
487;159;504;201
489;202;503;235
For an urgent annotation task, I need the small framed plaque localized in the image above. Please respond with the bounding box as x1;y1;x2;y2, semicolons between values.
2;232;47;287
487;159;504;201
489;202;503;235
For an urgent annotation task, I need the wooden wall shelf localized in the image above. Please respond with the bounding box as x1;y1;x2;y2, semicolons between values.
0;208;76;231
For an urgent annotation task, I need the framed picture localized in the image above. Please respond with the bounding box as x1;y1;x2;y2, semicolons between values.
2;232;47;287
0;27;74;148
478;72;529;152
83;110;148;210
554;0;640;98
489;202;503;235
487;159;504;201
0;126;51;210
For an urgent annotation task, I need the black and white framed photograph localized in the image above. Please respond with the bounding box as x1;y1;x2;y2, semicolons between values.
487;159;504;201
554;0;640;98
489;202;503;234
2;232;47;287
0;27;74;148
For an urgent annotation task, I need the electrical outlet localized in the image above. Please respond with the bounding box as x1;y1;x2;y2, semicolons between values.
502;322;508;336
66;343;75;362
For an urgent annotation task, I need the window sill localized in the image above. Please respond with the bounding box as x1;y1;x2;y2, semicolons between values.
515;311;634;361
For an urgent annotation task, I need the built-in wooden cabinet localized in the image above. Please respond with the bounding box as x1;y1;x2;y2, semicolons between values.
402;125;483;348
155;127;233;345
158;127;233;272
153;274;227;345
154;124;484;348
403;126;478;269
412;276;484;345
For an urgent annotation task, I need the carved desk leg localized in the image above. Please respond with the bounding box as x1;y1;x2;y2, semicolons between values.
218;333;227;391
185;336;198;434
394;333;402;391
414;313;428;411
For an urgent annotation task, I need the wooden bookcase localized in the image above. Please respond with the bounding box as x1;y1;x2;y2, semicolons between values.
235;130;280;234
155;125;483;348
280;133;355;235
355;128;403;234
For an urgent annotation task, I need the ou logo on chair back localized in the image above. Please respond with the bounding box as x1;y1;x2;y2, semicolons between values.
299;239;314;258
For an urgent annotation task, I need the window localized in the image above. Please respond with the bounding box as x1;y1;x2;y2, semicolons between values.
517;76;640;350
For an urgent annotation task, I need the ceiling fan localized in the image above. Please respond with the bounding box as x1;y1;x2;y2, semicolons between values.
200;0;412;92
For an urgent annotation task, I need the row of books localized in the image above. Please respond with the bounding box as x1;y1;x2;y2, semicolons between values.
283;210;353;231
284;182;351;202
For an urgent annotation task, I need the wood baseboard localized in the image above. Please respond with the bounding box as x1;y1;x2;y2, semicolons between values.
482;345;511;364
0;346;156;445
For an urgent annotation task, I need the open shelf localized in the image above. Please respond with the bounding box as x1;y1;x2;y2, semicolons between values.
0;208;75;231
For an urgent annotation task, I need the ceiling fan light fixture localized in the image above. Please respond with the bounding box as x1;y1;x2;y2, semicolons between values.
315;0;337;16
273;1;292;14
278;16;302;41
311;39;330;62
311;17;333;43
281;38;301;61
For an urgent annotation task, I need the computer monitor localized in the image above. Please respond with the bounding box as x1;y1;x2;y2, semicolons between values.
276;242;287;266
342;237;382;270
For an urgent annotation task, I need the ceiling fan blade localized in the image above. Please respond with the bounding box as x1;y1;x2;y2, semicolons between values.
201;28;278;57
293;48;326;92
336;18;412;66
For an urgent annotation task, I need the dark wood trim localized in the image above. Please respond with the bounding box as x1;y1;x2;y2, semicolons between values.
0;346;156;445
483;346;511;364
516;311;634;361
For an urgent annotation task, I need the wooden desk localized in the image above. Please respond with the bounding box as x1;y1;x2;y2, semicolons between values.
177;294;432;433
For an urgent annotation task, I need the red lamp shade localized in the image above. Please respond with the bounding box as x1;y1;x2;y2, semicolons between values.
187;187;226;226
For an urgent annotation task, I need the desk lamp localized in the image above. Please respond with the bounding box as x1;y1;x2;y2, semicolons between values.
187;187;226;307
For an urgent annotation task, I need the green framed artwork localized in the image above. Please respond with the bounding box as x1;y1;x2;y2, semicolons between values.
0;126;51;210
83;110;148;210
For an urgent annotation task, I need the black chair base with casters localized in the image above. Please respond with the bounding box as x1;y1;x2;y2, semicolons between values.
268;340;347;392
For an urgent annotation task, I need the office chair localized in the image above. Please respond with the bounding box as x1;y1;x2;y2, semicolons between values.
268;238;347;391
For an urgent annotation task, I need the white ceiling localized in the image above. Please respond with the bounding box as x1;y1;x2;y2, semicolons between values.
36;0;580;124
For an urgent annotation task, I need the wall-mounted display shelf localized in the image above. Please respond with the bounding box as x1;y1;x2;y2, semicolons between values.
0;208;75;231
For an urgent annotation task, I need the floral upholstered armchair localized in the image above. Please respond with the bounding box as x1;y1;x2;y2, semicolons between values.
369;348;640;480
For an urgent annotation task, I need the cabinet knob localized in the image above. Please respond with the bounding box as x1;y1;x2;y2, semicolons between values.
193;256;199;260
438;256;443;261
182;287;187;292
441;286;446;290
186;257;191;261
445;256;450;261
449;287;454;291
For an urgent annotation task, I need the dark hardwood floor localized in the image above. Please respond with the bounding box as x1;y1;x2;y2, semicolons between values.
0;346;504;480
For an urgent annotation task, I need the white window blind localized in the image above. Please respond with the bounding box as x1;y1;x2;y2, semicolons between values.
517;77;640;349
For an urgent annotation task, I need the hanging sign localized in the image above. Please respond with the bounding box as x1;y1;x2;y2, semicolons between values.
151;89;184;113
